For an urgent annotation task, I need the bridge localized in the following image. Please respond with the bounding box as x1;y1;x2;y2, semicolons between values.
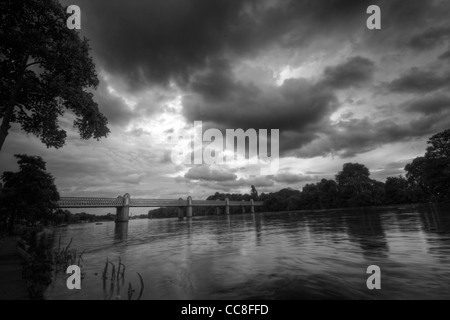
57;194;264;222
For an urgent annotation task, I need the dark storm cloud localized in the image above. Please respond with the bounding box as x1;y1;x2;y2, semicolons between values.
94;83;133;127
439;49;450;61
65;0;258;90
61;0;437;90
270;172;315;184
184;165;237;182
408;27;450;51
183;60;338;136
294;112;450;158
183;57;378;155
320;56;376;89
182;51;450;159
54;0;450;163
404;93;450;115
278;131;322;155
387;68;450;94
362;1;450;53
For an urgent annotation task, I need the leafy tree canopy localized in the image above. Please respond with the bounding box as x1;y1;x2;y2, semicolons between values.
0;0;109;151
405;128;450;201
1;154;60;228
425;129;450;160
336;163;371;188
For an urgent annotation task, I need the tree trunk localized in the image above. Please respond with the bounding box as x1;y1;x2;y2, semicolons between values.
0;55;29;152
0;104;15;152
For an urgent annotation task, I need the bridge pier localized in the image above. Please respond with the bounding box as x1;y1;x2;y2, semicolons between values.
114;221;128;240
187;196;193;218
216;199;221;215
250;199;255;213
178;207;184;219
116;206;130;222
241;200;246;214
116;193;130;223
225;198;230;215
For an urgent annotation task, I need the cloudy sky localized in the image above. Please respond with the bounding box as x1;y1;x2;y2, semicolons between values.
2;0;450;211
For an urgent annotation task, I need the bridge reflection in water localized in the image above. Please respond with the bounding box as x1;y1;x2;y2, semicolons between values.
46;203;450;299
57;194;263;222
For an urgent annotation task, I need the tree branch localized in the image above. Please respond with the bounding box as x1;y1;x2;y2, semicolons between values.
25;60;44;69
0;54;29;151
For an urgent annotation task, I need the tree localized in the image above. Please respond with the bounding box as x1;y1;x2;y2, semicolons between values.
370;180;386;205
385;176;409;204
336;163;373;207
425;129;450;160
1;154;59;231
263;188;301;212
0;0;109;152
424;129;450;201
405;157;428;191
317;179;340;209
300;183;320;210
405;129;450;202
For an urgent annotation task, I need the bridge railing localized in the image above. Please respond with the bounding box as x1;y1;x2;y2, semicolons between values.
58;197;265;208
130;199;185;207
58;197;123;208
192;200;225;206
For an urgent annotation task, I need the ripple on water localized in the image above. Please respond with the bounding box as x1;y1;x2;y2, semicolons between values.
46;205;450;300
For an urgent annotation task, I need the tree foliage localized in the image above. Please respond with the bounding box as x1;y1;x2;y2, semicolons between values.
335;163;385;207
1;154;60;229
0;0;109;151
385;176;409;204
405;129;450;202
425;129;450;160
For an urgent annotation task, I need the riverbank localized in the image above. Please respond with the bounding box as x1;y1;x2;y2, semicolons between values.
260;202;450;216
0;236;29;300
147;202;447;220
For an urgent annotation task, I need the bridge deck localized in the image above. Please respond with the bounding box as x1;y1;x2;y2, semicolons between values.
57;197;263;208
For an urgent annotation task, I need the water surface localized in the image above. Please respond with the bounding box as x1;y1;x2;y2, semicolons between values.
45;204;450;300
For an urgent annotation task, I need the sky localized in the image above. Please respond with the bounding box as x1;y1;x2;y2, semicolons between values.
2;0;450;213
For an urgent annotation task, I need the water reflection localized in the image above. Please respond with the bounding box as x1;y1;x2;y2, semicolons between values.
345;209;389;259
186;218;192;240
253;214;262;246
419;203;450;261
46;205;450;300
114;222;128;241
420;203;450;234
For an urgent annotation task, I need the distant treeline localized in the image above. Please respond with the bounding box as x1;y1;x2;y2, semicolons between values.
52;210;116;224
208;129;450;212
52;210;149;224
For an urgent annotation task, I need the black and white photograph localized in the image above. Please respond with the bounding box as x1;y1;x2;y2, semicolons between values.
1;0;450;303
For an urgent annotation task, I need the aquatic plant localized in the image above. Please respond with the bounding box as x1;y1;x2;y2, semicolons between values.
51;236;84;273
101;257;144;300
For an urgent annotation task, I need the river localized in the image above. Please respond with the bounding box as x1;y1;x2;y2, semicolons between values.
44;203;450;300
